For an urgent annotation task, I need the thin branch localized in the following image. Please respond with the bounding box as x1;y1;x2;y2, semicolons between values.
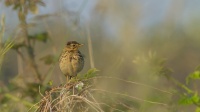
89;76;173;95
86;24;95;68
91;89;169;107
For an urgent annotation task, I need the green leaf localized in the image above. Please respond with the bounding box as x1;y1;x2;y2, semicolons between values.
85;68;99;79
186;70;200;84
179;93;200;105
77;68;99;80
178;95;193;105
47;80;53;86
29;32;48;43
40;54;57;65
192;93;200;104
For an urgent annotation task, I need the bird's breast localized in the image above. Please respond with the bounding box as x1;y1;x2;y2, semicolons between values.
59;50;84;76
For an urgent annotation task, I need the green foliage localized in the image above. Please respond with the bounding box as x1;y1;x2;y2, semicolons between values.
0;1;50;111
77;68;99;80
84;68;99;78
29;32;48;43
5;0;48;83
47;80;53;86
40;54;57;65
179;93;200;105
171;68;200;110
12;32;49;50
187;70;200;84
69;68;98;84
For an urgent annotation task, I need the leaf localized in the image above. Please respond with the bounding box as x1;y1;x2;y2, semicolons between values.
29;32;48;43
85;68;99;79
178;95;193;105
40;54;57;65
47;80;53;86
191;93;200;104
186;70;200;84
77;68;99;80
179;93;200;105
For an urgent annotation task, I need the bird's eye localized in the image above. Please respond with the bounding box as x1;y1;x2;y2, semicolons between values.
72;44;76;47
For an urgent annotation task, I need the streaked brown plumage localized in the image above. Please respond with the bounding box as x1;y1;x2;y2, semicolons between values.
59;41;84;82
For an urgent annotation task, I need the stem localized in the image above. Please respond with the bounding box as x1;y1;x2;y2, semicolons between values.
18;4;42;82
17;49;24;74
86;24;95;68
168;75;193;94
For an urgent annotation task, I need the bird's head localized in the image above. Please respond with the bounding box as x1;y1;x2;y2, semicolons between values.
66;41;83;51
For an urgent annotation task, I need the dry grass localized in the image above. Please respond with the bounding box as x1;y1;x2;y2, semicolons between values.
28;75;171;112
29;80;103;112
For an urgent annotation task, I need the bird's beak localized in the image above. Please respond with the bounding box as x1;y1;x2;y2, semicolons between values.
78;44;84;47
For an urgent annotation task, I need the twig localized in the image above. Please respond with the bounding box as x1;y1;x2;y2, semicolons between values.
91;76;173;95
91;89;169;107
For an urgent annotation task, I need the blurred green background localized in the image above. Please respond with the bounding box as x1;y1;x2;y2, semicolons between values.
1;0;200;112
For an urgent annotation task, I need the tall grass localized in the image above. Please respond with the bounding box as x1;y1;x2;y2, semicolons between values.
0;14;13;70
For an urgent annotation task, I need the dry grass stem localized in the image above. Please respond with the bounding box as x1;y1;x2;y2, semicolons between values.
91;89;168;107
30;81;103;112
91;76;173;95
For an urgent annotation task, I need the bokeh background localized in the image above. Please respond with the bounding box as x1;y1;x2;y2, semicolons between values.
1;0;200;112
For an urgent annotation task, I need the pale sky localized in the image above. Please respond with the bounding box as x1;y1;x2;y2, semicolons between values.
0;0;200;38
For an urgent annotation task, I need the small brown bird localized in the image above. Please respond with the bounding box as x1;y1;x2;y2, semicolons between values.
59;41;84;82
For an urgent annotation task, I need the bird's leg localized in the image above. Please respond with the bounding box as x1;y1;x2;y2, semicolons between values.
73;84;75;95
66;76;72;83
66;75;69;83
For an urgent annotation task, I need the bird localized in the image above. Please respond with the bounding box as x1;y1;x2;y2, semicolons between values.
59;41;84;82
